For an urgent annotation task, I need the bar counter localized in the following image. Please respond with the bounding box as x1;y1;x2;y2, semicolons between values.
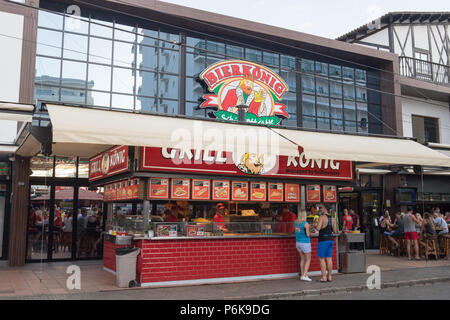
103;233;339;287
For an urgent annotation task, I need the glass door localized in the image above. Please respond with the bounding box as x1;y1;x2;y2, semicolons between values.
28;185;51;261
361;190;381;249
338;192;359;231
51;186;74;260
76;187;104;259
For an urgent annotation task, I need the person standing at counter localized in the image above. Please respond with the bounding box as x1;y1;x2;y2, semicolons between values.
350;209;360;230
281;205;297;233
342;209;353;233
214;203;227;232
165;206;180;222
315;204;337;283
294;210;312;282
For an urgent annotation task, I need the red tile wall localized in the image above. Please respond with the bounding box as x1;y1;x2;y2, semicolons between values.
103;240;131;272
135;237;337;284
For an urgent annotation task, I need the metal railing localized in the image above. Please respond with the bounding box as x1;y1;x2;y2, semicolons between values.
399;56;449;85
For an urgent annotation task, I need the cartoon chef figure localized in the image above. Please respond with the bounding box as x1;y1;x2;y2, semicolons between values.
237;153;264;175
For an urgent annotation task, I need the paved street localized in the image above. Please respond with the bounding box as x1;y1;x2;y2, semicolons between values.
294;281;450;300
1;250;449;300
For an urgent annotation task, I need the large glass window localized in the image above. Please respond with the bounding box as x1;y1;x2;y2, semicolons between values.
35;6;180;114
36;29;62;57
299;57;375;133
412;115;439;143
34;3;382;132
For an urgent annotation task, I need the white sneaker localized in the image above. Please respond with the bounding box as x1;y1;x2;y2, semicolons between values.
300;276;312;282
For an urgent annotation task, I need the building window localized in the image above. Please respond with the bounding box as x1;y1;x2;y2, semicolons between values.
34;0;382;133
411;115;439;143
35;3;180;114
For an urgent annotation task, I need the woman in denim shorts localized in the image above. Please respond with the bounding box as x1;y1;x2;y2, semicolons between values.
294;210;312;282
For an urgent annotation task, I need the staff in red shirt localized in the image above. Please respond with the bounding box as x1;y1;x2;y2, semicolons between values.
342;209;353;233
281;204;297;233
214;203;228;232
165;206;180;222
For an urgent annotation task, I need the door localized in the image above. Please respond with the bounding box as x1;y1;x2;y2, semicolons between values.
338;192;359;230
361;190;382;249
51;186;75;260
28;185;51;261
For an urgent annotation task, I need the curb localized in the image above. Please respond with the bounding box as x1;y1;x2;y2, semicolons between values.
224;277;450;300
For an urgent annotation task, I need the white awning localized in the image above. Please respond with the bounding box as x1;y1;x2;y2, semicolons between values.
0;102;34;122
357;168;391;175
272;128;450;167
46;104;299;157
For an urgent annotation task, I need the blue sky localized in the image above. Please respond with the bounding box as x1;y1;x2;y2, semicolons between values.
161;0;449;39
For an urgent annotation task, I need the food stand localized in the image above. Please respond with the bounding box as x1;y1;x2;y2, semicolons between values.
92;145;354;287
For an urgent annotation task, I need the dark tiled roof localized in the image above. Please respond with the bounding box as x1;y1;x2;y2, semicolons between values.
337;12;450;42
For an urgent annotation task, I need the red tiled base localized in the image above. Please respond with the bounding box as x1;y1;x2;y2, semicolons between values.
132;237;337;284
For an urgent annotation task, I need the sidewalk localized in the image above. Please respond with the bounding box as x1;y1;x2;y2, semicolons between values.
0;250;449;299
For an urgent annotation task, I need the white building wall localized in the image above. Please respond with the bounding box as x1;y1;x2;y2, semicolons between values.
360;28;389;47
0;11;23;103
393;25;414;57
402;96;450;144
0;11;24;144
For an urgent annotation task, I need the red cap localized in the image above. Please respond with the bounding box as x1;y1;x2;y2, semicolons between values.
217;203;225;209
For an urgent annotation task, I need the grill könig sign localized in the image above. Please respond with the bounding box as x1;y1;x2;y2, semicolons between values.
89;146;129;181
141;147;353;181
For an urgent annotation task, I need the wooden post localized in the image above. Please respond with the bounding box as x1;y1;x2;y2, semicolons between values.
8;156;30;266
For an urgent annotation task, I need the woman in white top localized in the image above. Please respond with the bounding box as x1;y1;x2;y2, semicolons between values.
63;213;73;232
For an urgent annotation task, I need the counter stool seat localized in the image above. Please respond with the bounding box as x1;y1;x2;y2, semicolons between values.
379;234;389;255
424;236;439;260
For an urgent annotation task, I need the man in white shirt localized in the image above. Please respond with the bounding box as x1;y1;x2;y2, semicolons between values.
433;211;449;235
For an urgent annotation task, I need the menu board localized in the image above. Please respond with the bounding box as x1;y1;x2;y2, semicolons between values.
231;181;248;201
115;183;121;201
126;180;133;200
120;181;126;200
250;182;266;201
149;178;169;199
212;180;230;201
323;185;337;203
285;183;300;202
107;184;110;201
192;179;210;200
132;179;140;199
171;178;190;200
268;183;284;202
156;224;177;237
307;185;321;203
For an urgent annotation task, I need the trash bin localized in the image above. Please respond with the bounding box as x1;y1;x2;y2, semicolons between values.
115;247;140;288
338;233;366;273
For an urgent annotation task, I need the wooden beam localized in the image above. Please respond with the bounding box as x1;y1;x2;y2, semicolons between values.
8;156;30;266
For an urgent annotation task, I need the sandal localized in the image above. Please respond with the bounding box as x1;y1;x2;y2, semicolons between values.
318;279;328;283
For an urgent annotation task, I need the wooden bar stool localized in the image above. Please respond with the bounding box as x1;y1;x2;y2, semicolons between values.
379;234;389;255
441;235;450;260
424;236;439;260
